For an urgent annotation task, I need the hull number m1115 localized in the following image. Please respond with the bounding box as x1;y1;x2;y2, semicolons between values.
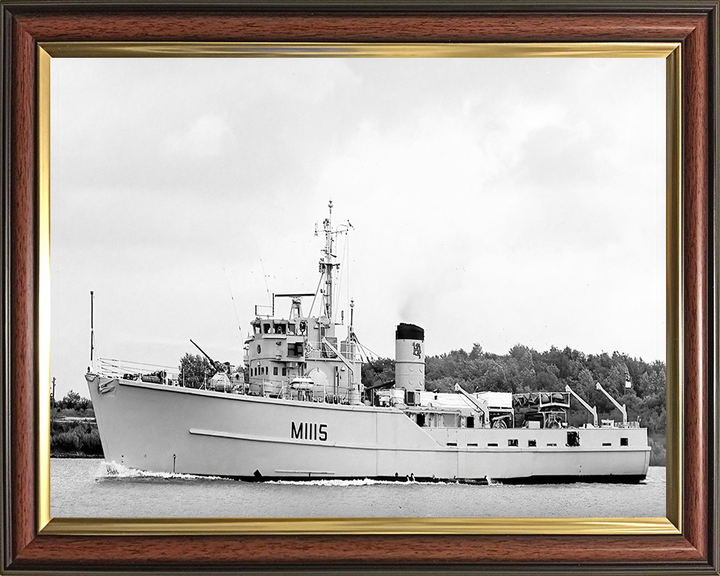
291;422;328;441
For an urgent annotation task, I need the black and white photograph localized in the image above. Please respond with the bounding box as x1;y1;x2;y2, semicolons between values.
49;55;667;519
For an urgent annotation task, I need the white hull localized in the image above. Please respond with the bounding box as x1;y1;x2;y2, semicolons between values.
87;374;651;482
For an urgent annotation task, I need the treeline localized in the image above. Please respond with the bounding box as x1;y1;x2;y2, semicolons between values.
51;390;101;457
52;389;93;414
362;343;666;435
51;420;102;457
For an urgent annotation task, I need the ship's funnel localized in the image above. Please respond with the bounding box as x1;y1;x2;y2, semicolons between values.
395;323;425;392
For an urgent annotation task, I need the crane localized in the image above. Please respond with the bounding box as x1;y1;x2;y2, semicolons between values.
595;382;627;426
564;385;598;427
454;384;490;428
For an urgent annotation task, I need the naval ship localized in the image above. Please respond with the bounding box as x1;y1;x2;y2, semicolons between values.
85;202;651;482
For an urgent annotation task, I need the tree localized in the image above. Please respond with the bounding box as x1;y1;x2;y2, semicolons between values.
61;390;81;409
54;390;92;412
178;353;214;389
361;357;395;388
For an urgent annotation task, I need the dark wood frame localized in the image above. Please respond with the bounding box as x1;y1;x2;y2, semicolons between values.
1;2;717;574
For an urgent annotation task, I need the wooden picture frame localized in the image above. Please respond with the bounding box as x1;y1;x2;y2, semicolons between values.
1;1;717;573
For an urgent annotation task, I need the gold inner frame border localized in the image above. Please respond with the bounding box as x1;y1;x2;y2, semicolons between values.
36;41;682;537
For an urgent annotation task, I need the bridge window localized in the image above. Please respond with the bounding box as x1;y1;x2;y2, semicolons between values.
416;414;426;427
620;437;629;446
263;324;271;334
467;416;475;429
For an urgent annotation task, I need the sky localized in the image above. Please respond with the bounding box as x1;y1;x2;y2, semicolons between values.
50;57;666;400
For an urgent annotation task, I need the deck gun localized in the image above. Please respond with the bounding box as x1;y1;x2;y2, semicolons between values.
190;339;228;373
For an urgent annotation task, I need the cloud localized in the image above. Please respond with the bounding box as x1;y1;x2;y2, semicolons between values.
49;57;666;400
162;115;235;159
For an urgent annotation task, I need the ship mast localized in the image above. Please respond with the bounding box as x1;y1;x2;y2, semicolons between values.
315;200;353;336
320;200;335;325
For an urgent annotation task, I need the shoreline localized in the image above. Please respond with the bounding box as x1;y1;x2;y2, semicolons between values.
51;452;103;459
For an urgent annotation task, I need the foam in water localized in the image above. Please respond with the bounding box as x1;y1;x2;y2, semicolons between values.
265;478;467;487
97;461;225;481
267;478;397;487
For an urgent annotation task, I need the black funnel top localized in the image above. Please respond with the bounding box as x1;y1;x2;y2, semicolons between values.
396;323;424;341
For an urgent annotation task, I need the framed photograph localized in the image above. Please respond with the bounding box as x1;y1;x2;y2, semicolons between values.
1;2;717;574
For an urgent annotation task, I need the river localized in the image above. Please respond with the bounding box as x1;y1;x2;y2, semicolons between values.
51;459;666;518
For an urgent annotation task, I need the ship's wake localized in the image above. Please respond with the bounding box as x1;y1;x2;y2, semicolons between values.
267;478;405;487
265;478;473;487
96;461;227;482
94;462;508;486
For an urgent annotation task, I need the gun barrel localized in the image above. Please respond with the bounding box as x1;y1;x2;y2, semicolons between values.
190;339;223;372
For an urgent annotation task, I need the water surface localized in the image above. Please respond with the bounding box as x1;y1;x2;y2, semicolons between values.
51;459;666;518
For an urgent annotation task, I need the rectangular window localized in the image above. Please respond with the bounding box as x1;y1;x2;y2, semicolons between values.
273;367;278;376
602;442;612;446
282;368;287;376
620;437;629;446
547;443;557;447
468;443;478;447
488;443;498;447
447;442;457;447
508;439;518;447
528;439;537;447
288;324;296;335
466;416;475;429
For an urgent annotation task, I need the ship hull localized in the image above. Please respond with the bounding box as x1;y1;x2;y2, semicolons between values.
87;374;651;482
